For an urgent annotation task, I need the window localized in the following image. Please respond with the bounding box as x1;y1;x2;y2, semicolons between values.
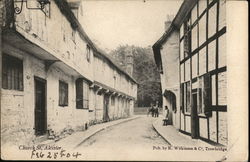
86;45;91;62
76;79;83;109
186;81;191;113
180;40;184;60
2;54;23;91
183;18;191;58
180;83;184;113
180;82;191;113
59;81;68;106
197;73;212;116
83;81;89;109
76;79;89;109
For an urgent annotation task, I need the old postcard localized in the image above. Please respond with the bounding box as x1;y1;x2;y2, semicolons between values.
0;0;248;161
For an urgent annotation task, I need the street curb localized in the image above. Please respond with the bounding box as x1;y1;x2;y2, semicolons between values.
152;120;172;146
74;116;141;149
152;118;216;147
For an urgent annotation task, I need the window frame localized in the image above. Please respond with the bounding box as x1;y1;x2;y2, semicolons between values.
83;80;89;109
2;54;24;91
75;79;89;109
59;80;69;107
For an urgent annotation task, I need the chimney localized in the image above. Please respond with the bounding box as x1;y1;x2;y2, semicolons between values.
164;14;174;31
165;21;171;31
125;48;134;76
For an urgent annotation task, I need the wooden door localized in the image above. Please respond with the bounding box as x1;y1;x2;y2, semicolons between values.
191;92;199;138
34;77;47;136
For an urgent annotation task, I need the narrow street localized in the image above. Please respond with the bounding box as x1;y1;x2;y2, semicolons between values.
76;116;169;160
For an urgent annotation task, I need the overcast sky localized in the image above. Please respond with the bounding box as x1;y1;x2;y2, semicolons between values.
81;0;183;51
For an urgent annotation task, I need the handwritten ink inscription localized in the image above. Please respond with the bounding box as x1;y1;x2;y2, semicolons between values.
18;145;82;159
31;149;82;159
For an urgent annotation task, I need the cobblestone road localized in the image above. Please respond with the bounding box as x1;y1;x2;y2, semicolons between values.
76;116;169;160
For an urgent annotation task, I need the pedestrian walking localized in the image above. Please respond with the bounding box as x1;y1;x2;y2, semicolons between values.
151;102;155;117
154;101;159;117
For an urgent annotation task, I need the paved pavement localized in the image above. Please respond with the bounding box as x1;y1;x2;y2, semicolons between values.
39;116;140;150
36;115;227;161
152;116;211;147
77;115;168;149
152;116;228;161
76;115;169;160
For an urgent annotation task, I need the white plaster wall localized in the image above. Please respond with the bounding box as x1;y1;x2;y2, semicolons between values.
14;1;94;81
160;30;180;128
1;44;46;145
46;64;89;133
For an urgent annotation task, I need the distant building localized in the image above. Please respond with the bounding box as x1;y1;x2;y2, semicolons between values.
153;0;227;145
1;0;137;146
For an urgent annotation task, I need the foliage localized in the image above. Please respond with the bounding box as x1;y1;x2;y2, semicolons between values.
109;45;162;107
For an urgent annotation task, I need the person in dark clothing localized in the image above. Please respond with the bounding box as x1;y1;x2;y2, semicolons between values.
154;101;159;117
151;102;155;117
163;106;169;125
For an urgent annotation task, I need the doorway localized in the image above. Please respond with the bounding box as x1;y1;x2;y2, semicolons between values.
34;77;47;136
191;92;199;138
103;94;110;122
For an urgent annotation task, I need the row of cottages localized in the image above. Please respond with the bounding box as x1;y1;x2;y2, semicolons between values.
153;0;227;146
0;0;137;147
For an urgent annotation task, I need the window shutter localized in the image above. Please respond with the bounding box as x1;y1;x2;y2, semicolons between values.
65;83;68;106
198;88;202;114
203;73;212;117
59;82;62;105
180;83;184;113
76;79;83;109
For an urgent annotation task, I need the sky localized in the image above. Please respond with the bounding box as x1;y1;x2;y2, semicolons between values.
80;0;183;51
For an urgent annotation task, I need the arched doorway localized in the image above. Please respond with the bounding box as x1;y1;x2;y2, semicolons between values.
163;90;177;125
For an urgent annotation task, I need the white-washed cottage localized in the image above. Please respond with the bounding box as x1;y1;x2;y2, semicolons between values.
1;0;137;147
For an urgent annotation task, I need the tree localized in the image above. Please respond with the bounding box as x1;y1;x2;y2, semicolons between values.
109;45;162;107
